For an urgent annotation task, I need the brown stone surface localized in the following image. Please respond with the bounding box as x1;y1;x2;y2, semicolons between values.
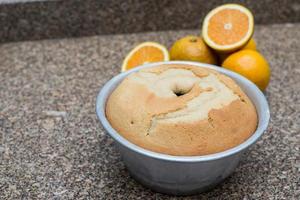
0;24;299;199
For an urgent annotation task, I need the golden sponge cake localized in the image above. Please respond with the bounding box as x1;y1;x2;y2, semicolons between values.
106;64;258;156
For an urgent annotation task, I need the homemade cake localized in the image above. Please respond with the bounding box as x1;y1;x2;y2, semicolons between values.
106;64;258;156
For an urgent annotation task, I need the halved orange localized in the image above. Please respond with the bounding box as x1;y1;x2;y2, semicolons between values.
121;42;169;72
202;4;254;52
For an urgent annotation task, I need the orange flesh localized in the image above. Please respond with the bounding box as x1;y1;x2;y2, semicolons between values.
207;9;249;46
126;46;165;70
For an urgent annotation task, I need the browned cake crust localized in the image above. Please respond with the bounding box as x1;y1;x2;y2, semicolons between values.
106;64;258;156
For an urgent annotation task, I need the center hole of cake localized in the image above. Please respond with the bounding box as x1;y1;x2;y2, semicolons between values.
174;90;185;96
171;80;195;97
173;87;192;97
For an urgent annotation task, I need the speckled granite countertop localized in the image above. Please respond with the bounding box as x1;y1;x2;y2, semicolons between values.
0;23;299;199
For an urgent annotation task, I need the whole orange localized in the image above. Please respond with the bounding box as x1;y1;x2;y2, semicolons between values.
222;49;270;90
241;38;257;50
169;35;217;64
